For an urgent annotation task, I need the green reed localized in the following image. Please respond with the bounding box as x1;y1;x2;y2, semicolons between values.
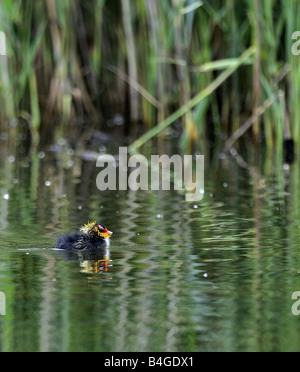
0;0;299;154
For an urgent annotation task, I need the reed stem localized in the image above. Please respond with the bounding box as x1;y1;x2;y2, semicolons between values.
129;47;256;153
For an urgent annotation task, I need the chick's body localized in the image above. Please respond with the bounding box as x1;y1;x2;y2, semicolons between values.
56;222;113;250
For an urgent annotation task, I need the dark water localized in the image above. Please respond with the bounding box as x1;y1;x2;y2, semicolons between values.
1;144;300;352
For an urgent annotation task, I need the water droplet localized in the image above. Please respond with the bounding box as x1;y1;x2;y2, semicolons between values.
230;148;237;156
283;163;290;171
99;145;106;154
67;148;74;156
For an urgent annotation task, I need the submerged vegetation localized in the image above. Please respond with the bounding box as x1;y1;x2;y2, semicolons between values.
0;0;299;155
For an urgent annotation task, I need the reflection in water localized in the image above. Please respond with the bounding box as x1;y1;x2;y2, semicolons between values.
80;258;111;274
57;248;111;274
1;147;300;351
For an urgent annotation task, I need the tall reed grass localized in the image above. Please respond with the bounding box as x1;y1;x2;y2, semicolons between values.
0;0;299;154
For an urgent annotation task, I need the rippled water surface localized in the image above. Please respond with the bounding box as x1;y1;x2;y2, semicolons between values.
1;146;300;352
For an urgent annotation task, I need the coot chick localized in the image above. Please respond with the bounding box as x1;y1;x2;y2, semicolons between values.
56;222;113;250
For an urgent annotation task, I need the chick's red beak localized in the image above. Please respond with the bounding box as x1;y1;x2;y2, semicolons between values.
105;228;113;236
100;226;113;237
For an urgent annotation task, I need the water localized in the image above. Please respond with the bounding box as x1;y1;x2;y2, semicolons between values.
1;145;300;352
